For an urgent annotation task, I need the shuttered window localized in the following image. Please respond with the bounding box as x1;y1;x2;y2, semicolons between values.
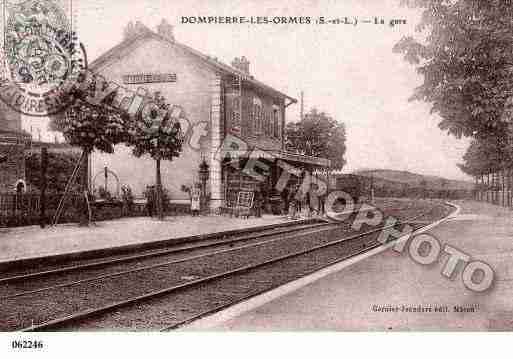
232;97;241;134
273;106;280;138
253;98;263;135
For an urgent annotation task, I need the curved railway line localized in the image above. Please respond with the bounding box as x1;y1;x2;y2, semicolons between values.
0;202;453;332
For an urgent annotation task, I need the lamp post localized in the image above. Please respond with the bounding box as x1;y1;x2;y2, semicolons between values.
198;159;209;213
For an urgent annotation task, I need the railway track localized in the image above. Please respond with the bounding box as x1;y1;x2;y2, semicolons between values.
0;204;426;285
0;203;452;331
0;222;339;300
0;220;330;284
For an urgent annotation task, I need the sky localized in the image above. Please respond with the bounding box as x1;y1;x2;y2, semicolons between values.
22;0;471;181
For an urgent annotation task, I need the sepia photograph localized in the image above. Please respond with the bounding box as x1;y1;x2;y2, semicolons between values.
0;0;511;356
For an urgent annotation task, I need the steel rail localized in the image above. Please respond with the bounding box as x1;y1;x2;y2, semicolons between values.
163;207;446;330
2;204;423;285
1;223;340;300
160;238;392;331
20;206;435;332
0;222;331;285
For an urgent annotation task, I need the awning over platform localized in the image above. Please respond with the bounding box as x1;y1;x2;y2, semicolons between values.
269;150;331;168
222;148;331;168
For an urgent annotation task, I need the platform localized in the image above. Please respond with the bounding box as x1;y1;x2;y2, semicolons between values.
0;214;308;265
185;200;513;331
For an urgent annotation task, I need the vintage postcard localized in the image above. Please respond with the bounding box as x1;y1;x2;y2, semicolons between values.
0;0;511;353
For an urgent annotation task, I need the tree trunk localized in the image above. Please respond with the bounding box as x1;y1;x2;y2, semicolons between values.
156;158;164;220
481;174;484;202
474;176;478;201
506;170;509;207
489;172;492;203
495;172;498;205
487;173;490;203
508;168;511;207
502;171;506;207
505;168;511;207
491;172;494;204
79;151;91;226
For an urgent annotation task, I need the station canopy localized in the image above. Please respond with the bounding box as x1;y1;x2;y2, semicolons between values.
222;148;330;168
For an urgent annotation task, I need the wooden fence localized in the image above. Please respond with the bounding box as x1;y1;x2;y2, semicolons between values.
0;193;40;216
474;171;513;207
0;193;191;227
0;193;85;226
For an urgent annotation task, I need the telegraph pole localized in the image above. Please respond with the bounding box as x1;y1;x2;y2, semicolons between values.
39;147;48;228
370;173;375;203
300;91;304;121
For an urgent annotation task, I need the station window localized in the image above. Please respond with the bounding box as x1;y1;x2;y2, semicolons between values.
265;111;271;136
273;106;280;138
253;104;259;134
253;98;263;135
232;98;241;133
248;101;254;136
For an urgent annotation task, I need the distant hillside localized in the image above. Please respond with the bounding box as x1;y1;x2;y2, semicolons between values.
353;169;474;191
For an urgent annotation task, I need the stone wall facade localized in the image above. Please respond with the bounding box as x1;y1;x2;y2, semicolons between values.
90;37;215;200
0;101;25;193
86;30;293;206
0;140;26;193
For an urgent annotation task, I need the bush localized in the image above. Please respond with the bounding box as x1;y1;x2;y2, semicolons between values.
143;185;171;216
97;186;113;200
25;150;82;194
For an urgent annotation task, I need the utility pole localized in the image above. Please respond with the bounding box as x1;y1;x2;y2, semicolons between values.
39;147;48;228
104;166;108;194
370;173;375;203
300;91;304;121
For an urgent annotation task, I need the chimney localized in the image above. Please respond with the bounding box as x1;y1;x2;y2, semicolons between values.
157;19;175;42
123;21;136;39
123;20;152;40
134;21;151;34
231;56;250;74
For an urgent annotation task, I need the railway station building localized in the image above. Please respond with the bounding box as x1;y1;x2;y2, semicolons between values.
88;20;330;210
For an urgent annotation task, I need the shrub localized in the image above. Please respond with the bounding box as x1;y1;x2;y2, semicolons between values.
97;186;113;200
143;185;171;216
25;150;82;194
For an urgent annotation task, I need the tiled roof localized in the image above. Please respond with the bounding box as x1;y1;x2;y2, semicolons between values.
89;30;297;103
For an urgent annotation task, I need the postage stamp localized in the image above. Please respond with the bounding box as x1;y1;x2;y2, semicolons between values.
0;0;85;116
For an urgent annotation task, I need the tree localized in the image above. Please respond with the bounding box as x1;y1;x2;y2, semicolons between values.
440;178;448;198
419;179;428;198
458;137;509;177
285;108;346;170
50;88;128;225
126;92;183;220
393;0;513;141
25;150;82;194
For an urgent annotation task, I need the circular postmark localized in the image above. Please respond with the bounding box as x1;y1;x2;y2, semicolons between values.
0;0;87;116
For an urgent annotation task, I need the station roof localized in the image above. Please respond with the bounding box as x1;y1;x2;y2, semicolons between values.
89;29;297;104
222;148;331;168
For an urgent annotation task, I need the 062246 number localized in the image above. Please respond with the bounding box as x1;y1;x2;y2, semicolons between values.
11;340;44;349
